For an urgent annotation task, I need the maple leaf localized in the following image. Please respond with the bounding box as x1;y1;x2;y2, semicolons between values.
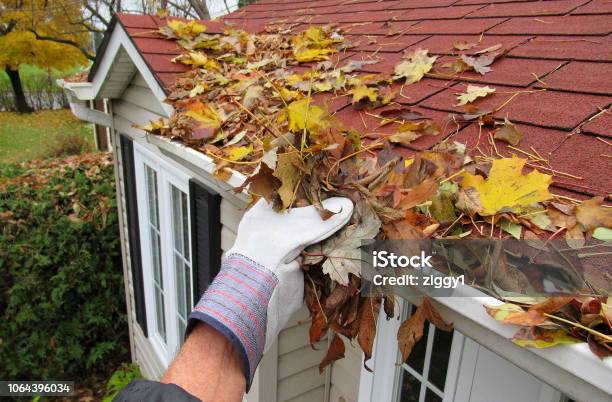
164;19;206;39
225;144;253;161
349;85;378;106
172;52;219;70
460;52;498;75
184;101;225;139
393;49;437;84
456;85;496;106
305;202;381;285
291;26;341;62
460;157;552;216
286;99;329;133
494;118;523;146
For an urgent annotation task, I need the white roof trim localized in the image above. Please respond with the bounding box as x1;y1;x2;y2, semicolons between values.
61;20;173;117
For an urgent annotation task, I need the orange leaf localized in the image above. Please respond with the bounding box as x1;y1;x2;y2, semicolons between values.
319;334;346;373
397;302;426;362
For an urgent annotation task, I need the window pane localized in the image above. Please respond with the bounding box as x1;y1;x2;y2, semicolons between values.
425;388;442;402
171;186;184;255
428;327;453;390
151;227;162;286
175;254;186;320
155;286;166;343
399;371;421;402
181;191;190;260
145;166;159;228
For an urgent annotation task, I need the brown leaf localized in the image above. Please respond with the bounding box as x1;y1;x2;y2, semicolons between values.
494;118;523;146
319;334;346;373
325;285;351;311
379;107;426;121
310;310;328;345
423;298;453;331
384;295;395;320
529;297;573;314
240;163;280;202
395;179;438;210
358;297;380;370
383;219;424;240
587;333;612;359
575;196;612;230
388;131;420;146
397;302;426;362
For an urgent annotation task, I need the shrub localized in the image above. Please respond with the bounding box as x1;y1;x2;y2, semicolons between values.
0;153;129;383
43;132;92;158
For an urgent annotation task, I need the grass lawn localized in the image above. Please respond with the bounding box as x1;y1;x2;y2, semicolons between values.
0;109;94;163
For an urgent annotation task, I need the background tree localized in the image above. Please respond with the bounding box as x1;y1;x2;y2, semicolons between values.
0;1;90;113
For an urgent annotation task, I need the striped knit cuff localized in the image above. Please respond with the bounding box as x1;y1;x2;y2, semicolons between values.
187;253;278;390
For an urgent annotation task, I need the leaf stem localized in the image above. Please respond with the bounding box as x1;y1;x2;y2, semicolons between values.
543;313;612;342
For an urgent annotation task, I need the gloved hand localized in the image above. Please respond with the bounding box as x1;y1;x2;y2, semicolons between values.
188;197;353;390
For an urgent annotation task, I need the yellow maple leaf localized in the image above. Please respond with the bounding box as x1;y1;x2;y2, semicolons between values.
291;26;341;63
393;49;437;84
185;101;224;129
167;20;206;38
456;84;496;106
286;99;329;133
460;157;552;216
172;52;219;70
349;85;378;104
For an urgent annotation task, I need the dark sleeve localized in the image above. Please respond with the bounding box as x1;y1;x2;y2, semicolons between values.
113;379;201;402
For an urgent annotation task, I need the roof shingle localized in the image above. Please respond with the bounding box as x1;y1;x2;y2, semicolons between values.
112;0;612;199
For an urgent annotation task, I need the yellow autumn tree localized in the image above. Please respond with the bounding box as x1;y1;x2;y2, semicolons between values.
0;0;90;112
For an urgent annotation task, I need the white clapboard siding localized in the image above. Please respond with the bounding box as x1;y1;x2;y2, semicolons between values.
133;324;165;379
112;72;350;401
328;340;362;402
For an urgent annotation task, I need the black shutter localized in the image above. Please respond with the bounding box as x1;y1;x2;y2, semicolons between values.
189;179;222;301
120;135;148;336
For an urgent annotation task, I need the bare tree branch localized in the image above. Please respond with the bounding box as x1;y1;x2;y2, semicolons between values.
28;29;96;60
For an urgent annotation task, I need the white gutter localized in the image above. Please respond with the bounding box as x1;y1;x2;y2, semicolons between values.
57;79;112;127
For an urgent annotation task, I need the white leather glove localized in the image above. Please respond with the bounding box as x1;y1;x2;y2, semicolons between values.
188;197;353;390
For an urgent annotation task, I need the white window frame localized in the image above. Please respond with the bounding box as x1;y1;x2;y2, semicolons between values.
134;143;193;366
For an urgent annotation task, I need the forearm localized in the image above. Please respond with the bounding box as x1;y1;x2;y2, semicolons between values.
161;323;246;402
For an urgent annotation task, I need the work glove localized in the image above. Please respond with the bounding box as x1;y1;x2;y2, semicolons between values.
188;197;353;390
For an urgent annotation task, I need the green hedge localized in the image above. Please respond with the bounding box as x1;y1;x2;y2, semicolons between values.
0;153;129;382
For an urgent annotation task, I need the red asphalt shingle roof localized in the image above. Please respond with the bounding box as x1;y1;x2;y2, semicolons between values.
113;0;611;200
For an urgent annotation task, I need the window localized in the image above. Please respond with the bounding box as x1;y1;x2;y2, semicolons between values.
134;144;193;364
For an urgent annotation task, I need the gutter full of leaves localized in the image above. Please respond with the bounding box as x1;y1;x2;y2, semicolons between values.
138;19;612;369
